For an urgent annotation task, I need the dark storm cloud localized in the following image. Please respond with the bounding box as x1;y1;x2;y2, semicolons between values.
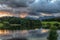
30;0;60;13
0;0;32;14
0;0;30;7
0;0;60;16
7;0;28;7
0;0;60;13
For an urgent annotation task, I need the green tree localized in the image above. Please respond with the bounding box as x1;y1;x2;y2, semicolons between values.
3;21;11;30
47;26;58;40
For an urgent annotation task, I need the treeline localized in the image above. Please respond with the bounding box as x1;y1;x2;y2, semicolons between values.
0;16;41;30
42;17;60;22
42;23;60;29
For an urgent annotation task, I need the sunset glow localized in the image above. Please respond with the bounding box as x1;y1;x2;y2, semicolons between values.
0;11;13;17
19;12;28;18
0;30;10;35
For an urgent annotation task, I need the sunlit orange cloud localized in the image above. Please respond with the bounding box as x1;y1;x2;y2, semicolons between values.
19;12;28;18
0;11;14;17
0;11;29;18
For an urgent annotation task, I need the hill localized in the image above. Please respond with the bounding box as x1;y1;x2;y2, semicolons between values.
42;17;60;22
0;16;41;30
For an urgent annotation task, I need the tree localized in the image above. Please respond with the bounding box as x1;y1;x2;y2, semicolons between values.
3;21;11;30
47;26;58;40
46;23;51;29
34;20;41;29
9;17;21;24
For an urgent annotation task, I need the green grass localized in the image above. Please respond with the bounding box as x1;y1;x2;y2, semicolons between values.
0;23;4;27
42;21;60;24
41;21;60;29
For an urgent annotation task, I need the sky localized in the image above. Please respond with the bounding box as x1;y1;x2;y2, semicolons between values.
0;0;60;18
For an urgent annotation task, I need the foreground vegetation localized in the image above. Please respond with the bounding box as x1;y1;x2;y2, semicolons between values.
47;26;58;40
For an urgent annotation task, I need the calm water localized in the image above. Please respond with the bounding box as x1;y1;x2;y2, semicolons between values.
28;37;47;40
0;30;60;40
28;30;60;40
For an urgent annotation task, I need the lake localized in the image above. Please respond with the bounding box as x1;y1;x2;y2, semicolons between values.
28;30;60;40
0;29;60;40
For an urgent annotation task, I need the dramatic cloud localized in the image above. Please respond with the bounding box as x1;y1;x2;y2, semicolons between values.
0;0;60;17
0;0;30;7
0;0;32;13
30;0;60;13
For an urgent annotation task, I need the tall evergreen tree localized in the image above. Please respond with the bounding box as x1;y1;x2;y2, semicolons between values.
47;26;58;40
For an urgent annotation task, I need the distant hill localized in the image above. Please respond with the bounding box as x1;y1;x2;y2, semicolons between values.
0;16;60;22
26;16;56;21
42;17;60;22
39;16;55;21
26;15;60;22
0;16;41;30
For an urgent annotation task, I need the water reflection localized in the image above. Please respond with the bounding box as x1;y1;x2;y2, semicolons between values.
0;29;48;40
7;38;27;40
0;29;48;35
0;30;10;35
